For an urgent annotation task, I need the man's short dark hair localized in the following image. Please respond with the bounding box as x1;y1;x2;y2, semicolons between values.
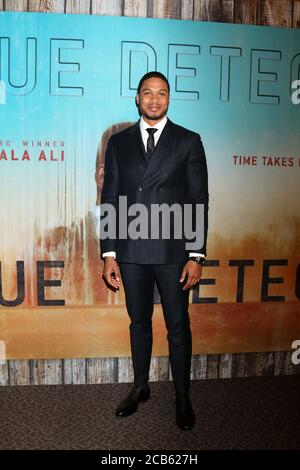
137;71;170;94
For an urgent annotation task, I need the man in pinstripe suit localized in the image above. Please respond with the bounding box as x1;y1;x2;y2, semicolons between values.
100;71;208;431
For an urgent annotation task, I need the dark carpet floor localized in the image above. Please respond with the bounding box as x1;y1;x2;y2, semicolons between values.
0;375;299;450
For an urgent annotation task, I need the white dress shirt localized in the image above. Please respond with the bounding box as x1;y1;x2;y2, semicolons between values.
102;116;204;260
139;115;168;149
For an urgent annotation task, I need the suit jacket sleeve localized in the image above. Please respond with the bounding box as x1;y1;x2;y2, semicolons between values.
185;134;209;256
99;137;119;255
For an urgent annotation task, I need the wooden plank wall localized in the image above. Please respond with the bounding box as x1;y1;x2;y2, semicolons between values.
0;0;299;385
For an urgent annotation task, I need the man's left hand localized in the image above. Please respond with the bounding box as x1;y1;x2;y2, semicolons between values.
180;260;203;290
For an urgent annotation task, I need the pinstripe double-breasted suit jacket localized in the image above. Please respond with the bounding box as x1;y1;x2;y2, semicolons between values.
100;118;208;264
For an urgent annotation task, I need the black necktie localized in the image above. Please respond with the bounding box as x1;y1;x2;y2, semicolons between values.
146;128;158;160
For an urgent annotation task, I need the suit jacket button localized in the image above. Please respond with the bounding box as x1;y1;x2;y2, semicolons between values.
138;186;142;191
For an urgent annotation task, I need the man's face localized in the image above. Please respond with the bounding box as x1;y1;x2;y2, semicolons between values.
95;163;105;191
136;77;169;123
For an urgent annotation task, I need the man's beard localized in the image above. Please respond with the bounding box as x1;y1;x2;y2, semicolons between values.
142;108;168;121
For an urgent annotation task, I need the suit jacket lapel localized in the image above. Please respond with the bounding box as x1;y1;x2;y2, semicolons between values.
127;122;148;169
126;119;175;178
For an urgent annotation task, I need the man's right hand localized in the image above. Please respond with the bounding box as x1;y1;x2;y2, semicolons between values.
103;257;121;290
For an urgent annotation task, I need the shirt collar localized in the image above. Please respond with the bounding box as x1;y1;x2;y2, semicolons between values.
139;115;168;133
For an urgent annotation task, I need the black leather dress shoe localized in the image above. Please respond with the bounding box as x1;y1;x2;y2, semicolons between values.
175;395;195;431
115;384;150;417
